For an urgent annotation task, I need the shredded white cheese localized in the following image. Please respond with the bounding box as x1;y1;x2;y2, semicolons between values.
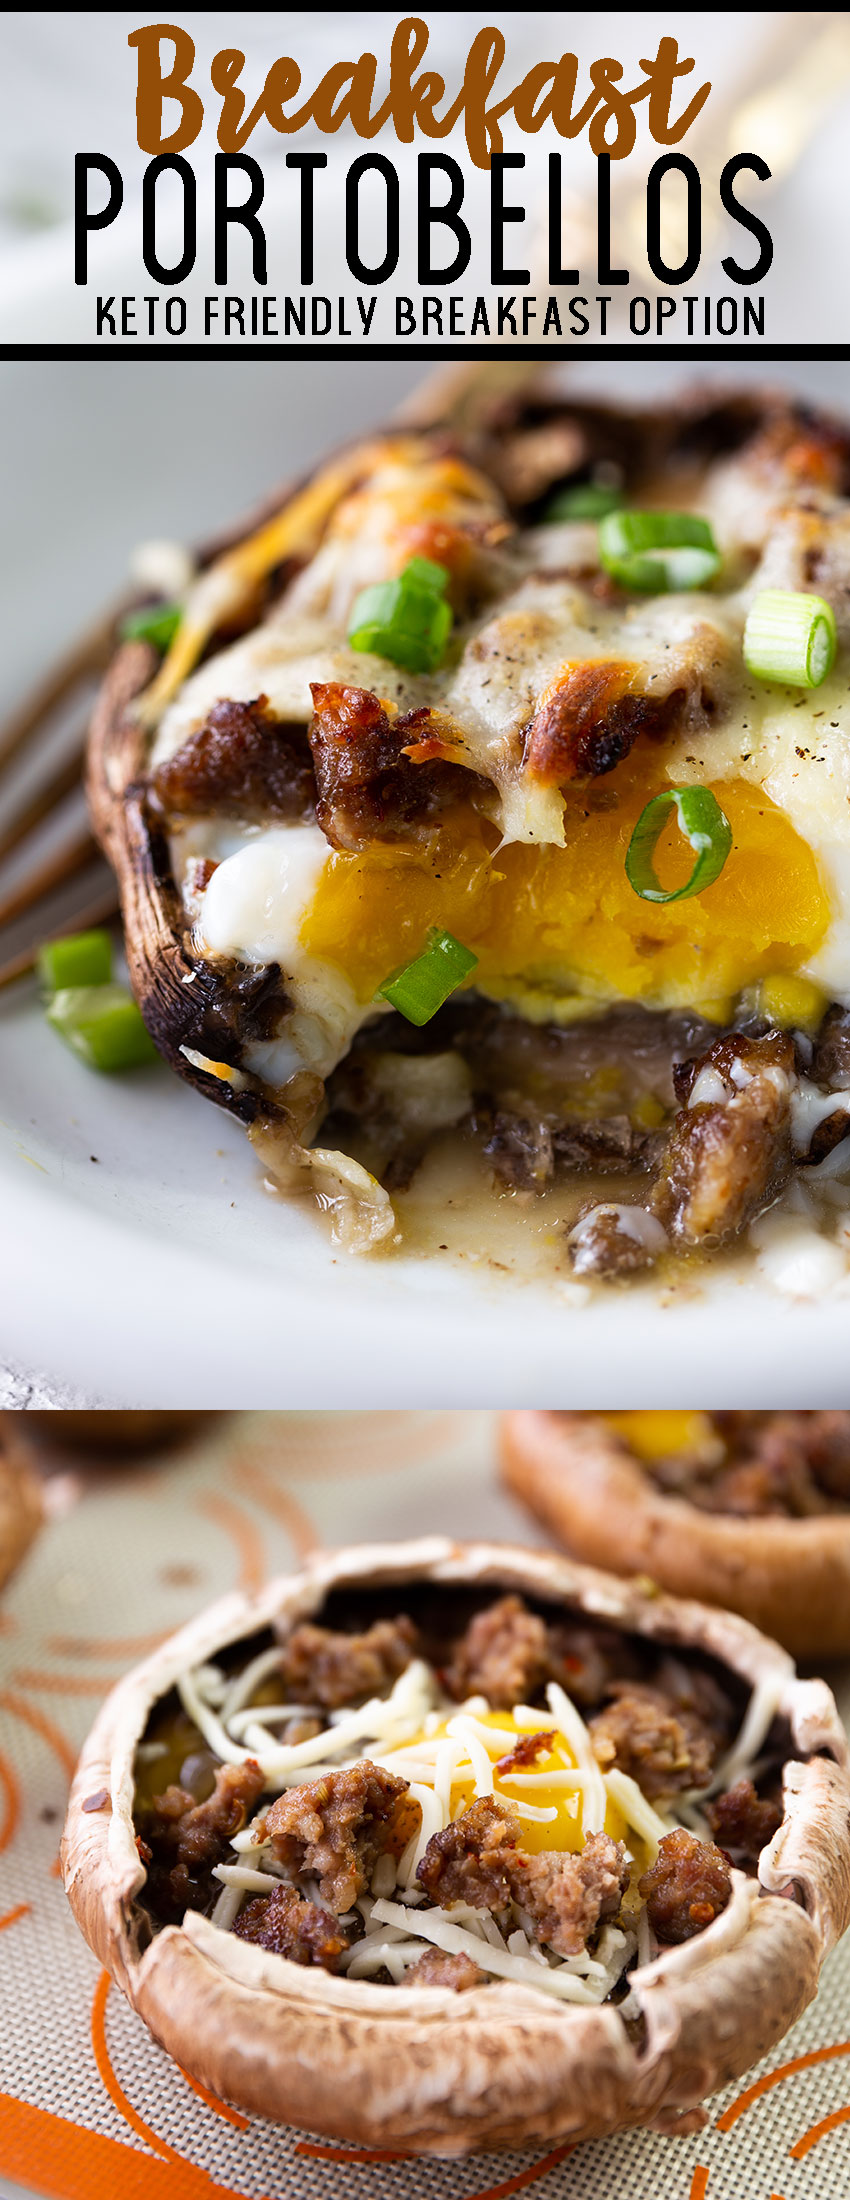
710;1667;791;1795
546;1681;608;1833
368;1900;634;2003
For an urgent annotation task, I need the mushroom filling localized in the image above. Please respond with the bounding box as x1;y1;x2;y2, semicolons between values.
136;394;850;1287
132;1589;789;1996
604;1409;850;1518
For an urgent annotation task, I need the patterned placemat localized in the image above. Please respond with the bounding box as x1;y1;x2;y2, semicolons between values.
2;1408;850;2200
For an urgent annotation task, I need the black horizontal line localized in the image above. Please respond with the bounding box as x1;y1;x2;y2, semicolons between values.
2;343;850;364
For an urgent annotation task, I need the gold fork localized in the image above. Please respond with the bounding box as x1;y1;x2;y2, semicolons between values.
0;601;127;989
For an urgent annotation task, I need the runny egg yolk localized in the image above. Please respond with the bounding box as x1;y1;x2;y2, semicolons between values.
417;1710;627;1856
300;762;829;1024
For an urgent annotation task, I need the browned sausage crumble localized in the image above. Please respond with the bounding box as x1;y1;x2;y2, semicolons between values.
137;1759;265;1921
307;683;490;853
589;1686;719;1801
234;1881;350;1969
639;1829;733;1944
262;1764;411;1911
706;1777;783;1865
403;1947;484;1991
415;1797;629;1958
278;1615;419;1709
152;697;316;823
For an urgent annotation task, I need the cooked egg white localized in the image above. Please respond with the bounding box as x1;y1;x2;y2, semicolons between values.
198;822;370;1079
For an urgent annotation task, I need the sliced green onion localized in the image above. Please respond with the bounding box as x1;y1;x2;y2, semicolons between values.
38;928;112;993
46;984;159;1071
377;927;478;1025
625;786;732;904
743;588;837;689
542;482;623;522
598;510;720;593
395;556;449;595
348;556;453;674
121;600;182;651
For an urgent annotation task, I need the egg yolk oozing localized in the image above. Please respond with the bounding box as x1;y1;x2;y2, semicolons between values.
300;761;829;1024
420;1710;627;1856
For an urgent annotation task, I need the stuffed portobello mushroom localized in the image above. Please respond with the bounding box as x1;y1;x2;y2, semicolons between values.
62;1537;850;2153
502;1409;850;1660
89;384;850;1286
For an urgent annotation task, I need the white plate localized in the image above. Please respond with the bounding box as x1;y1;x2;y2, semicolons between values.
4;354;850;1406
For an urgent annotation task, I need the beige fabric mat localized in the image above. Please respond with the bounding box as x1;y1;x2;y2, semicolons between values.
2;1408;850;2200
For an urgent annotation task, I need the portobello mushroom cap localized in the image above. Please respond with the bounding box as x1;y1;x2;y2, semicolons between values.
86;388;826;1139
501;1412;850;1662
87;637;292;1129
0;1421;43;1590
61;1536;850;2155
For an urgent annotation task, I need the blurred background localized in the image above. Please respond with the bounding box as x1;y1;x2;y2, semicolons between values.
3;11;850;342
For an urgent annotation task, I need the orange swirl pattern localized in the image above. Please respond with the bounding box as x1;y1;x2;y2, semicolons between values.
293;2140;575;2192
90;1972;186;2167
0;1690;77;1778
464;2142;575;2198
196;1493;267;1596
46;1630;169;1660
9;1666;119;1693
0;1748;21;1855
790;2099;850;2158
229;1458;318;1557
0;1902;30;1934
718;2039;850;2130
176;2065;249;2133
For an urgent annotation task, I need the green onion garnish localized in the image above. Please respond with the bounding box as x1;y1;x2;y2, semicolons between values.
46;984;159;1072
377;926;478;1025
542;482;623;522
598;511;720;593
743;588;837;689
348;556;453;674
38;928;112;993
625;786;732;904
121;600;182;651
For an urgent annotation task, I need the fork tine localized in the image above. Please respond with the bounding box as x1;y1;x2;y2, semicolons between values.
0;825;102;931
0;883;120;993
0;602;124;776
0;741;88;864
